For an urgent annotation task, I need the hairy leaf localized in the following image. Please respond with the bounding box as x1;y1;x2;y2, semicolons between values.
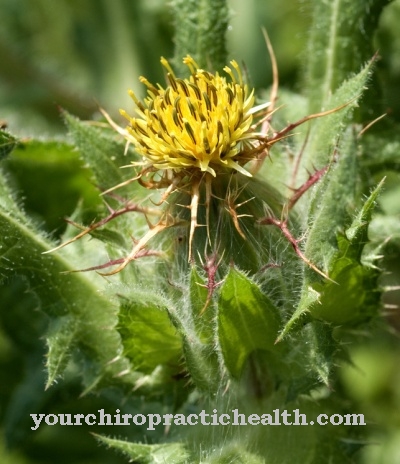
284;180;383;333
304;61;373;169
171;0;228;73
3;138;100;234
0;170;135;390
64;112;140;197
0;129;17;161
94;435;189;464
118;292;182;374
217;268;281;378
169;303;220;392
305;128;359;273
189;265;215;342
45;316;78;389
305;0;389;112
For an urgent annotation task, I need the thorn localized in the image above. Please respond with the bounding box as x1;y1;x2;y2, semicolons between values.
98;222;167;275
358;113;387;138
188;179;200;262
104;201;115;214
259;216;336;283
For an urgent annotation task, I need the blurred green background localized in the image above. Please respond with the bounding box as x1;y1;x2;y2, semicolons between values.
1;0;400;463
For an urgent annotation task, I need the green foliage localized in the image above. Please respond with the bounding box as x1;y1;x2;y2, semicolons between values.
171;0;229;73
0;166;136;393
0;129;17;161
1;1;400;463
218;268;281;378
118;289;182;374
64;113;139;196
305;0;390;113
94;435;189;464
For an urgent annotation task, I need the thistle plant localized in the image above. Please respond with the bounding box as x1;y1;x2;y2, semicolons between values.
51;51;344;278
1;0;399;463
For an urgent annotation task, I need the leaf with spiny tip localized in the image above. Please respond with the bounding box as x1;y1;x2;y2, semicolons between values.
45;316;78;389
345;177;385;260
0;129;18;160
276;286;319;343
117;290;183;375
64;111;142;197
94;434;189;464
217;267;281;378
0;169;136;392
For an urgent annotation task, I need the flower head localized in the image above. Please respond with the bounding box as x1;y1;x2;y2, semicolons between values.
48;54;345;277
120;56;260;177
95;55;275;270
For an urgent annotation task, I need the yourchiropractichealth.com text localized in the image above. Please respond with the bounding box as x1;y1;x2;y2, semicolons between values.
30;408;366;431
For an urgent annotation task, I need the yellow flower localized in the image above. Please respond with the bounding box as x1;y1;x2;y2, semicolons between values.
120;55;260;178
96;55;275;272
48;54;345;277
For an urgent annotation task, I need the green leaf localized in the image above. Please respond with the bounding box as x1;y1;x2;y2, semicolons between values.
0;129;17;161
307;177;384;325
304;128;359;274
305;0;388;112
168;291;221;392
64;112;140;197
45;316;78;389
180;335;220;392
3;138;99;234
0;169;136;391
189;265;215;342
304;321;336;387
310;263;380;325
217;268;281;378
189;265;208;316
304;61;373;168
283;238;381;329
307;180;385;325
346;177;386;258
171;0;229;73
277;286;319;343
118;289;182;374
280;178;383;333
94;435;189;464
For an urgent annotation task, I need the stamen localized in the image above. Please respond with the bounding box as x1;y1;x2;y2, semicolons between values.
172;108;181;127
187;98;198;119
230;60;243;85
167;73;178;92
223;65;236;84
184;121;197;144
174;96;182;115
183;55;199;75
202;92;212;111
128;90;145;112
217;121;224;141
139;76;160;97
177;78;190;97
188;82;202;101
208;84;218;105
160;56;176;78
226;87;235;105
164;87;172;106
